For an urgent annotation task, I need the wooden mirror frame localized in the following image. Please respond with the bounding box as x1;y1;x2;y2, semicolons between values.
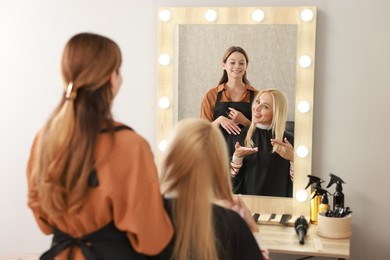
157;6;316;218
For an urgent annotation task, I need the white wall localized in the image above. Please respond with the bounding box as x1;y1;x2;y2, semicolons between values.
1;0;389;259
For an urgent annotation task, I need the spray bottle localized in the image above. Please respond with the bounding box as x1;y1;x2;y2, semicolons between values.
305;175;324;224
315;187;331;214
326;173;346;210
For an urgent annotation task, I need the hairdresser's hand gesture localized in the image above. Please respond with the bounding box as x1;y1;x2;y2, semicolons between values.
233;142;258;158
228;107;251;127
216;116;241;135
271;137;294;162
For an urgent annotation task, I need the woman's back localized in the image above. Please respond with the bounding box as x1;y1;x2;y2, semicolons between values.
147;199;263;260
27;124;173;259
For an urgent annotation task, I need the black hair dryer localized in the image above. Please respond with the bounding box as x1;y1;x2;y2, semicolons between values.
294;215;309;245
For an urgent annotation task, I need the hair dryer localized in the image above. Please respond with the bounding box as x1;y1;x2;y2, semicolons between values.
294;215;309;245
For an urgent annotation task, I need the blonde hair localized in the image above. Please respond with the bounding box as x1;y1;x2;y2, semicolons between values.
30;33;122;215
159;118;234;260
245;88;288;153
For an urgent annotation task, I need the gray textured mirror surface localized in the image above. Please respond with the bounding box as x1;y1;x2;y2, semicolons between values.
177;24;296;122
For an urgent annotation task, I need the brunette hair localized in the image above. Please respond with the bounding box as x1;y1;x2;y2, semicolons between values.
159;118;234;260
218;46;250;85
30;33;122;215
245;88;288;153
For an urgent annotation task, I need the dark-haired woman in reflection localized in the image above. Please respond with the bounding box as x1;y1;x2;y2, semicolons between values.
231;88;294;197
201;46;258;155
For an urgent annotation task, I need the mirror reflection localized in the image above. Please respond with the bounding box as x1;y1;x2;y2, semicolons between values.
229;89;294;198
157;7;316;216
177;24;297;123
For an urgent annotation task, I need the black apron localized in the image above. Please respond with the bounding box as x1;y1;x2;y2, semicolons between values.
40;221;144;260
40;125;145;260
213;90;255;156
232;128;293;197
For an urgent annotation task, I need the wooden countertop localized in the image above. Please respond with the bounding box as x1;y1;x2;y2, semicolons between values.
1;223;350;260
259;223;350;259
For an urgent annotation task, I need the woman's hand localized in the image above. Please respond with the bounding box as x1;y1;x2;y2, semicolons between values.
216;116;241;135
271;137;294;161
228;107;251;127
233;142;258;158
228;195;259;232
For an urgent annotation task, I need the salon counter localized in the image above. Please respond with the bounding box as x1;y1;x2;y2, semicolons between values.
0;223;350;260
259;223;350;259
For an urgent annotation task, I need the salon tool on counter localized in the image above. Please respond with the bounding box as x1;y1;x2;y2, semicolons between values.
267;213;276;223
294;215;309;245
325;206;352;218
305;175;325;224
326;173;346;210
315;188;331;214
257;213;297;226
279;214;292;225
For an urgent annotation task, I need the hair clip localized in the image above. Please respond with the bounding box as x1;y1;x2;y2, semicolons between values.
65;82;76;100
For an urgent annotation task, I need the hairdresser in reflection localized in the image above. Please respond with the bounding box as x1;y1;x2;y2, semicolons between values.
230;88;294;197
148;118;269;260
201;46;258;155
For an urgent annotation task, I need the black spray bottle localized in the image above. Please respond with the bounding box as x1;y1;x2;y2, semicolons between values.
305;175;324;224
326;173;346;210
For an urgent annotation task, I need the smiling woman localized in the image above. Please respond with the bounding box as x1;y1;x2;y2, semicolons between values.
157;6;317;218
200;46;257;156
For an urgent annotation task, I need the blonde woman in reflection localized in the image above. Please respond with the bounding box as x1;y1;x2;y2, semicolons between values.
231;88;294;197
201;46;259;156
26;33;173;259
148;118;269;260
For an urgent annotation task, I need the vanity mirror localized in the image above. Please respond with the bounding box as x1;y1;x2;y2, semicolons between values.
157;7;316;217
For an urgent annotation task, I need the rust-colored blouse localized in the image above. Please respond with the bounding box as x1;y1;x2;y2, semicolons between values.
27;123;173;259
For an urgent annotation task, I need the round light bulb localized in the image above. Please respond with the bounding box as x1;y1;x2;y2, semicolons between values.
296;145;309;158
296;189;309;202
159;9;171;22
204;9;218;22
159;53;171;66
298;100;311;113
158;139;168;152
300;9;314;22
251;9;265;22
158;96;171;109
299;55;312;68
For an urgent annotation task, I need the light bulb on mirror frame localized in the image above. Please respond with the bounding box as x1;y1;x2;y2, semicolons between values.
204;9;218;22
296;189;308;202
298;100;311;113
158;96;171;109
299;55;312;68
296;145;309;158
158;139;168;152
159;9;171;22
300;9;314;22
251;9;265;22
159;53;171;66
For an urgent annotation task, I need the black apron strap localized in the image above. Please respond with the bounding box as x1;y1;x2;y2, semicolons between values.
40;228;103;260
100;125;133;133
249;89;255;101
40;222;137;260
